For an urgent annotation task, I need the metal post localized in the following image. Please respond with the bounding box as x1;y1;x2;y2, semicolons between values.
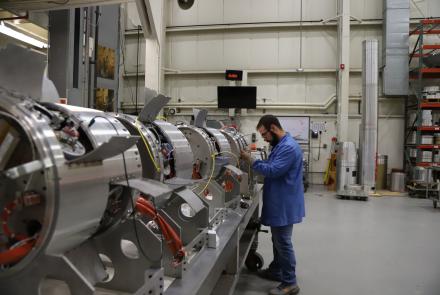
360;40;379;192
135;25;141;114
336;0;350;142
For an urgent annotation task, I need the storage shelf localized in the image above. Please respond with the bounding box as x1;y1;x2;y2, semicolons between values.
409;53;430;57
421;19;440;25
409;68;440;80
417;126;440;131
410;29;440;35
405;18;440;175
417;162;440;167
420;102;440;109
422;44;440;50
417;145;440;149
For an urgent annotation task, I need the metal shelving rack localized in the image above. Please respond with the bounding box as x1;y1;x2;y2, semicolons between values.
405;19;440;202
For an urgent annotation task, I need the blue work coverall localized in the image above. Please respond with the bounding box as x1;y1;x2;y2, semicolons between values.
252;133;305;285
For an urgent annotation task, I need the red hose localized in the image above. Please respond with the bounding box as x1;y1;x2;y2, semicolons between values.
136;200;184;255
1;200;36;265
135;198;184;261
0;238;35;265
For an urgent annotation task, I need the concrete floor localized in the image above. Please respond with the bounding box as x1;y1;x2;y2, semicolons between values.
235;186;440;295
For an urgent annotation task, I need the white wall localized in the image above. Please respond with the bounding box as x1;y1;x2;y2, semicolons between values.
121;0;440;183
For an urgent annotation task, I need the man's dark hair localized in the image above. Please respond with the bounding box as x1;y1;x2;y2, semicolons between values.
256;115;283;131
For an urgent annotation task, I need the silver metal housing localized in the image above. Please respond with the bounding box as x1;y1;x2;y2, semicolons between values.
0;90;142;294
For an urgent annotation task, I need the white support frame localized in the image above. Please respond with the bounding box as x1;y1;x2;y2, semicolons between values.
336;0;351;142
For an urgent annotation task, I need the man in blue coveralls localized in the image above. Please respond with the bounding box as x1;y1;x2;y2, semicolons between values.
241;115;305;295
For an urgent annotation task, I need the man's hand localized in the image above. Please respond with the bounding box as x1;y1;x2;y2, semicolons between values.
240;149;252;163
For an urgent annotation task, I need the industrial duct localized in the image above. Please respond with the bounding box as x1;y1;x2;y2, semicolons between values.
382;0;410;96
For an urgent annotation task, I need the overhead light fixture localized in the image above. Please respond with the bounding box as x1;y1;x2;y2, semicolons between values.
0;21;48;49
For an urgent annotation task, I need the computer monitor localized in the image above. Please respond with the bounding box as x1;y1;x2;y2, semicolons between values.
217;86;257;109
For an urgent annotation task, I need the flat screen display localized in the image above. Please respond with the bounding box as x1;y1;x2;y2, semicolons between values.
217;86;257;109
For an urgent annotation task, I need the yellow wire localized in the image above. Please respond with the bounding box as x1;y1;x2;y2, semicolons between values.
135;119;161;173
196;151;252;195
156;116;167;121
198;153;217;194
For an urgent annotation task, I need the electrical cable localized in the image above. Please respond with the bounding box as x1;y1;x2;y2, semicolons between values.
148;124;163;146
197;153;217;194
313;133;322;161
0;237;35;265
135;120;161;173
87;114;151;262
135;198;184;263
156;116;167;121
0;202;37;266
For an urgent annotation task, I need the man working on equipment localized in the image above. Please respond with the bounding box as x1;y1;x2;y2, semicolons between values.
241;115;305;295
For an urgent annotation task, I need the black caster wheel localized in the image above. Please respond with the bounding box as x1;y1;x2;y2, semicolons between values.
245;251;264;272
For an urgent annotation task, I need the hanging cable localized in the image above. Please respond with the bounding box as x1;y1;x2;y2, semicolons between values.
0;201;37;266
135;120;161;173
88;115;152;261
135;197;184;263
197;153;217;194
0;236;36;265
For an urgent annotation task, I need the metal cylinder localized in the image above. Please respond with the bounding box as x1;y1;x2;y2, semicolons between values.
390;172;406;192
359;40;378;192
376;155;388;190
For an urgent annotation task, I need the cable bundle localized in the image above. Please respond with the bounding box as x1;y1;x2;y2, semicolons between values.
0;201;36;265
135;197;185;263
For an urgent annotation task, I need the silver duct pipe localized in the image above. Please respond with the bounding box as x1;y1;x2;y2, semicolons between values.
360;40;379;192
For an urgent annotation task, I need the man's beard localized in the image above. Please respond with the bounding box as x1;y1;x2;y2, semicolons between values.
270;132;279;146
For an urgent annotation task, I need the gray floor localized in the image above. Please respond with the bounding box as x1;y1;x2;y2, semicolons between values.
235;186;440;295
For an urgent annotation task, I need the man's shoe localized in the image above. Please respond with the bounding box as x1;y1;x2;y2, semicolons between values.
269;283;300;295
257;268;282;282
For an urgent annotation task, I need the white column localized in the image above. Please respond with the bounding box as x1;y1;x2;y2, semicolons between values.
336;0;350;142
139;0;166;94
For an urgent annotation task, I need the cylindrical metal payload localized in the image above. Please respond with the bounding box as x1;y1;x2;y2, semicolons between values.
178;125;218;179
359;39;379;193
0;90;143;294
113;114;194;181
336;142;358;192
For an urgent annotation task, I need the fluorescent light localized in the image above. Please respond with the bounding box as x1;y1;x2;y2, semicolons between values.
0;21;48;49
